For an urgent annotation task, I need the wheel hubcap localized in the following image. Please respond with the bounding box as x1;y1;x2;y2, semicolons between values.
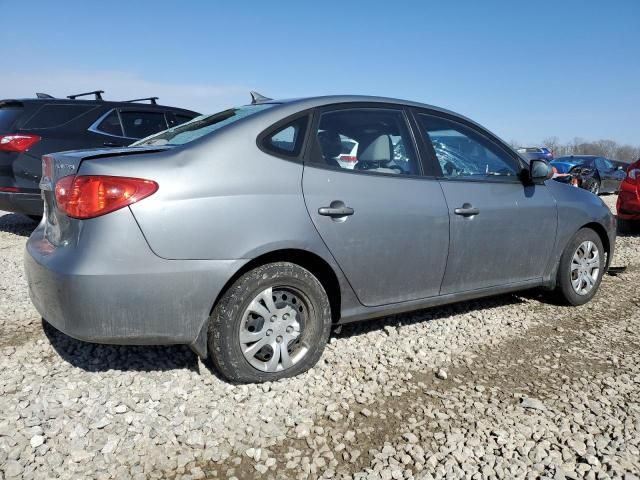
570;240;600;295
239;287;309;372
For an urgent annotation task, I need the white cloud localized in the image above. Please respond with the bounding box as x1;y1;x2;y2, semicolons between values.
0;70;250;114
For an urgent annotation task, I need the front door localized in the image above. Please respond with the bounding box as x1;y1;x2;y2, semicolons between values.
413;111;558;294
302;106;450;306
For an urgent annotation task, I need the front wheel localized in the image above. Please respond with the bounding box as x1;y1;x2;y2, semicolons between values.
555;228;605;306
588;180;600;195
208;262;332;383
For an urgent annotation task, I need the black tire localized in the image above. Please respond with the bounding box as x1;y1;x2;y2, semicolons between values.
208;262;332;383
618;218;639;235
588;180;600;195
556;228;605;306
27;215;42;223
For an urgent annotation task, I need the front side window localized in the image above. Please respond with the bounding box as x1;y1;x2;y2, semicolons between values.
120;111;168;139
134;104;273;146
416;113;520;179
313;108;419;176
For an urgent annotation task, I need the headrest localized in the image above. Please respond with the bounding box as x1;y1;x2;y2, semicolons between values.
317;130;342;159
359;135;392;162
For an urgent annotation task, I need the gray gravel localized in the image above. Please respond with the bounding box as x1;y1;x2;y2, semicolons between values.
1;195;639;479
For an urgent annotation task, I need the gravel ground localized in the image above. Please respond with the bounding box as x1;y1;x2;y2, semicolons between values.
0;194;639;480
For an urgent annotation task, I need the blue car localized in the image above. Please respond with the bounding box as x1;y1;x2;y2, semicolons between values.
551;156;626;195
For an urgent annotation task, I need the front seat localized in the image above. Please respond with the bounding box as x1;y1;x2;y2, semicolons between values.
355;135;399;174
317;130;343;168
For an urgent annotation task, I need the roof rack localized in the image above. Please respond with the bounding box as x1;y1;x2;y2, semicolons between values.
36;92;55;99
124;97;159;105
67;90;104;100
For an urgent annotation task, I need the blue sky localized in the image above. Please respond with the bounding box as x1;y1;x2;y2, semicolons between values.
1;0;638;145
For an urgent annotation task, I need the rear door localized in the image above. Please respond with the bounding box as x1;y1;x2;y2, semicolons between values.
412;109;557;294
302;105;450;307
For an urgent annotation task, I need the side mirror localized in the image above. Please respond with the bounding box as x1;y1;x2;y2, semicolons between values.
529;159;552;182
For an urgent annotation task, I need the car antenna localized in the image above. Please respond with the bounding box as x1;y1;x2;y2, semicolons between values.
36;93;55;99
67;90;104;100
125;97;159;105
250;91;273;104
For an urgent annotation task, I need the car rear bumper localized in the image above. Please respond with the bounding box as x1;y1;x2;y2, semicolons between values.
0;191;43;216
25;219;245;348
617;192;640;220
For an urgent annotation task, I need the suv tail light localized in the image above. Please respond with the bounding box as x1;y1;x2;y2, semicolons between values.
0;134;41;152
55;175;158;219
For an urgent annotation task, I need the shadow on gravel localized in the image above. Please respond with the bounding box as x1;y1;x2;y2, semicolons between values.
0;213;37;237
334;293;528;339
42;319;200;374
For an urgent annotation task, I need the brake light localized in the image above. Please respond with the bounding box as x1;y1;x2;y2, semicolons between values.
0;187;19;192
340;155;358;163
55;175;158;219
0;134;41;152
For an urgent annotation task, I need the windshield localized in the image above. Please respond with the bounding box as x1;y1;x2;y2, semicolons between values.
133;104;274;146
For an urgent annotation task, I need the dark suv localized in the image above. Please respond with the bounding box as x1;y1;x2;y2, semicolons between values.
0;90;199;217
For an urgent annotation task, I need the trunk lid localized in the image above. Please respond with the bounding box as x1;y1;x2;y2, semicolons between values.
39;146;169;245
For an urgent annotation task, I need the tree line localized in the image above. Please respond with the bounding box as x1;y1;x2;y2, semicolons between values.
513;138;640;163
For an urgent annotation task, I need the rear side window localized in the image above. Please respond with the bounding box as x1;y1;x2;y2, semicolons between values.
24;104;96;129
262;116;308;156
120;111;168;139
174;114;195;126
0;106;24;131
312;108;419;175
96;110;124;136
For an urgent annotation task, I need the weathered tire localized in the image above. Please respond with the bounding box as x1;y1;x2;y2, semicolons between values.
208;262;332;383
555;228;605;306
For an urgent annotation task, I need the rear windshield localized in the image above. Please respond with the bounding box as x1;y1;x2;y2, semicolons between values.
133;104;273;146
0;106;23;131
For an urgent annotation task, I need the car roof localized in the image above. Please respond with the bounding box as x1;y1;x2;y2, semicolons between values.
259;95;499;137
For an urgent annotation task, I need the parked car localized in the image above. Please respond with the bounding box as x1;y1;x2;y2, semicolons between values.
550;155;626;195
25;94;616;383
617;159;640;232
517;147;553;163
337;136;358;169
0;90;199;218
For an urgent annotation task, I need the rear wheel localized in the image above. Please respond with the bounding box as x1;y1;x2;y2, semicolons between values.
556;228;605;306
588;180;600;195
208;262;332;383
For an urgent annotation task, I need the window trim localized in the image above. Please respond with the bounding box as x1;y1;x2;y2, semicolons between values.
409;107;528;184
256;110;312;162
88;108;130;139
304;102;425;179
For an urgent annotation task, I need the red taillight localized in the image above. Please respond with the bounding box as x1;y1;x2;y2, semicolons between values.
55;175;158;219
0;134;41;152
0;187;20;192
340;155;358;163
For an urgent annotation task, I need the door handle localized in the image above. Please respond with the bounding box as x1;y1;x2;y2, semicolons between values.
318;206;354;217
454;203;480;217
